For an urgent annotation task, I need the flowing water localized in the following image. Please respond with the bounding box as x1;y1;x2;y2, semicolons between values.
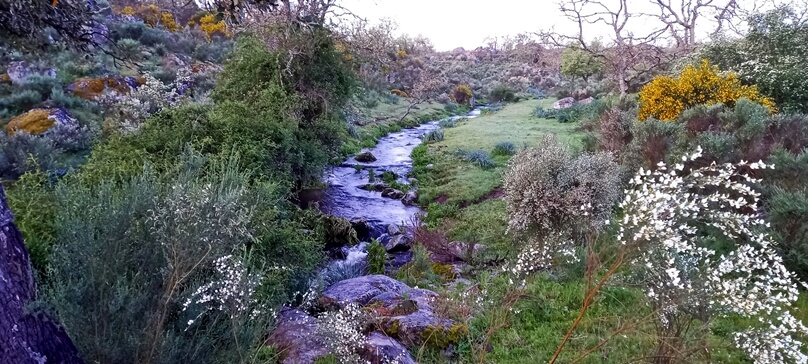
318;108;483;270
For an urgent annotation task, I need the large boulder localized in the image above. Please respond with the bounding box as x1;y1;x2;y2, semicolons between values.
355;151;377;163
321;276;466;349
361;332;416;364
577;96;595;105
6;108;78;136
323;215;359;249
6;61;56;84
266;308;331;364
552;97;576;110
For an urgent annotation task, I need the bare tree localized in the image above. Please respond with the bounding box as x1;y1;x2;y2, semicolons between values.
398;69;445;123
539;0;676;97
645;0;740;47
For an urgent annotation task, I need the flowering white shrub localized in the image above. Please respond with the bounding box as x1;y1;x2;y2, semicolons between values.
616;146;808;363
99;69;192;133
317;303;369;364
183;254;260;326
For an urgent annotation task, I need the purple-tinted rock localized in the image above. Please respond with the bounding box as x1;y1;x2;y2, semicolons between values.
321;275;410;308
552;97;576;110
361;332;416;364
266;308;331;364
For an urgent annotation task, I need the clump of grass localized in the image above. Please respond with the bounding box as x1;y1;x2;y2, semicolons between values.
455;149;495;169
492;141;516;156
423;128;445;143
438;119;456;128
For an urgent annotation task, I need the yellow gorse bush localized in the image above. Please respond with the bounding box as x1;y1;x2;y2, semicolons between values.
199;14;229;41
638;60;776;121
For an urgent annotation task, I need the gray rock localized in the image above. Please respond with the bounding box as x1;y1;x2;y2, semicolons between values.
381;188;405;199
321;275;411;308
266;308;331;364
577;96;595;105
7;61;56;84
552;97;576;110
447;242;486;262
384;234;411;253
356;151;377;162
387;224;401;236
361;332;416;364
402;191;418;206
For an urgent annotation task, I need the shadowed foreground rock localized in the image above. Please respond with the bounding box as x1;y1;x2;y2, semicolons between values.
266;308;330;364
0;186;83;364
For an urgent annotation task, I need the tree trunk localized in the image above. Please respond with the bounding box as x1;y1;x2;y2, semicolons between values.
0;186;83;364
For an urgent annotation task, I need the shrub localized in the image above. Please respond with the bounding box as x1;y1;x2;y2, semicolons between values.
390;89;408;97
6;169;58;276
366;239;387;274
115;38;141;60
0;89;43;115
48;153;271;363
456;149;495;169
199;14;228;41
533;107;556;119
492;141;517;156
423;128;444;143
0;132;57;179
450;84;473;106
768;188;808;281
638;60;776;121
489;84;516;103
503;134;620;240
438;118;455;128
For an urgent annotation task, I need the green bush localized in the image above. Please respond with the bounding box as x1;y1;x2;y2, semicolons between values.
489;84;516;103
366;239;387;274
48;152;274;363
6;169;58;276
438;118;456;128
492;141;516;156
456;149;495;169
423;128;444;143
767;188;808;281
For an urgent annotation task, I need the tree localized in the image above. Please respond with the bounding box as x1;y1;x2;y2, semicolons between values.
560;45;604;82
0;0;100;50
397;68;445;123
540;0;676;97
646;0;740;47
0;186;83;364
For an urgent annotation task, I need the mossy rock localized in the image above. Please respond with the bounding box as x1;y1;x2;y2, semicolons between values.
322;214;359;249
355;151;377;162
431;262;458;281
68;76;145;100
419;323;468;348
6;109;55;135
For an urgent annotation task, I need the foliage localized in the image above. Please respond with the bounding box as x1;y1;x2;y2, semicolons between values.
316;303;367;364
47;153;272;363
422;128;444;143
199;14;229;41
638;60;775;121
613;149;806;363
456;149;495;169
503;134;620;241
366;239;387;274
5;169;58;276
560;46;604;82
489;84;516;103
450;84;473;106
438;118;455;128
701;6;808;113
492;141;517;156
767;188;808;282
0;0;98;50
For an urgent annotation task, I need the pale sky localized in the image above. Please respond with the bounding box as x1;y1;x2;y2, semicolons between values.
339;0;788;51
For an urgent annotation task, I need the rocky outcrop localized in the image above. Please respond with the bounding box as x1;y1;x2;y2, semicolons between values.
67;76;146;100
553;97;576;110
266;308;330;364
361;332;416;364
6;108;79;136
355;151;377;162
6;61;56;84
321;275;465;348
0;186;84;364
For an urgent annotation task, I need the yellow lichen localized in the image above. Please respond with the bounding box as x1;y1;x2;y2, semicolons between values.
638;59;776;121
391;89;409;98
430;262;457;281
6;109;55;135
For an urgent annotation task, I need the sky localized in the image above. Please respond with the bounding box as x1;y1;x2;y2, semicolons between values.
339;0;792;51
340;0;572;51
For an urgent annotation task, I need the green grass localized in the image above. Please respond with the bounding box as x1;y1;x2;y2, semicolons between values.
413;99;583;207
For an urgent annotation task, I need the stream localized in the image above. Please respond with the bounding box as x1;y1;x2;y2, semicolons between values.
318;108;483;269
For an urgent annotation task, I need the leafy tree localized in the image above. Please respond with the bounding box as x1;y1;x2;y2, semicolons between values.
701;6;808;113
0;0;99;50
560;46;604;82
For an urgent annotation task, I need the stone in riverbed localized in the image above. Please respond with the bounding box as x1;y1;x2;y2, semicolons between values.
383;234;412;253
387;223;401;236
360;183;388;192
402;191;418;206
381;188;405;199
355;151;377;162
266;308;331;364
361;332;417;364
